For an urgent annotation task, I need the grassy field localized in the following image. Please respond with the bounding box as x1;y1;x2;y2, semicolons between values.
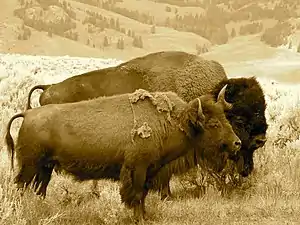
1;0;300;224
1;55;300;224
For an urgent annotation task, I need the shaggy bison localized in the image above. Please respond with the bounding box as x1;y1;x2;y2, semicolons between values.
211;77;268;177
6;86;241;222
24;50;267;198
155;76;268;199
25;51;227;109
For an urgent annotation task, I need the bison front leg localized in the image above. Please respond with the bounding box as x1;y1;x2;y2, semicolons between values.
160;182;173;201
90;180;100;197
120;164;149;223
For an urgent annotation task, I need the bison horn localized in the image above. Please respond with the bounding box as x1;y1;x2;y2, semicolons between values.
217;84;233;111
197;98;204;117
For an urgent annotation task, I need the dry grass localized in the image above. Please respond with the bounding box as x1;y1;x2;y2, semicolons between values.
1;55;300;224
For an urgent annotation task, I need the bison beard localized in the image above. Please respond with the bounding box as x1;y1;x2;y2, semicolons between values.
6;87;241;222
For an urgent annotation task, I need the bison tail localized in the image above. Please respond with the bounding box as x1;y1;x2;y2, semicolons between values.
25;84;50;110
5;113;25;171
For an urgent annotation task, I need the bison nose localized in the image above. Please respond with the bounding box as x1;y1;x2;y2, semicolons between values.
234;140;242;151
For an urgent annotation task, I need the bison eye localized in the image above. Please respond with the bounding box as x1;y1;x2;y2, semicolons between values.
234;116;245;125
208;120;220;128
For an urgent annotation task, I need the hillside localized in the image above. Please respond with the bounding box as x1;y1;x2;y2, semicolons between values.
1;0;300;60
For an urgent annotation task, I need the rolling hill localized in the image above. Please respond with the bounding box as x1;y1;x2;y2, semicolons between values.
1;0;300;61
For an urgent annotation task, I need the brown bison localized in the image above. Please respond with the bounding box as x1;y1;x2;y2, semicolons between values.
24;50;267;198
156;76;268;199
25;51;227;109
6;86;241;222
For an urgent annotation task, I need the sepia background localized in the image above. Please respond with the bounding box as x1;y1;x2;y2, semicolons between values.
1;0;300;224
2;0;300;82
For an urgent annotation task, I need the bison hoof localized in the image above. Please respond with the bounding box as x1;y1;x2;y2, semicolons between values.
161;194;173;201
91;191;100;198
133;214;148;225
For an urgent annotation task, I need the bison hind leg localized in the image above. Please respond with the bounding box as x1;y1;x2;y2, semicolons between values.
32;163;55;198
14;164;37;193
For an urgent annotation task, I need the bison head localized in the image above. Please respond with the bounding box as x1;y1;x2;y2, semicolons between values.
211;76;268;177
179;85;242;172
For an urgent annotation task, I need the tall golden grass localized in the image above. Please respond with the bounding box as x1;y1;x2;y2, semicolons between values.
1;58;300;224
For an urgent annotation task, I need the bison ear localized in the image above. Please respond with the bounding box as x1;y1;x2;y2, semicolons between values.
179;98;205;137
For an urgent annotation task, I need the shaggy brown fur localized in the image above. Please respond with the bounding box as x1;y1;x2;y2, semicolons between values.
155;76;268;199
6;87;240;222
25;51;227;109
24;51;268;200
211;77;268;177
25;50;228;196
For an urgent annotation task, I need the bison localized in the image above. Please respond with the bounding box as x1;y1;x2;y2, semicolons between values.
155;77;268;199
25;51;227;109
6;86;241;222
24;50;267;199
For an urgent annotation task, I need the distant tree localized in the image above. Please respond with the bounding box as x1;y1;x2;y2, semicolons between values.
63;0;67;8
103;36;109;47
73;32;78;41
196;44;202;55
231;28;236;38
23;27;31;40
138;36;143;48
88;25;93;33
117;38;125;49
115;18;120;31
150;25;156;34
131;30;136;38
109;18;115;29
133;35;143;48
165;17;171;26
202;45;209;53
297;43;300;53
165;6;171;12
120;27;126;33
127;29;131;37
288;41;292;49
48;31;53;37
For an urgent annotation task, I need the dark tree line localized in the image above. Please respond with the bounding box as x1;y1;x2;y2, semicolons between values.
261;21;293;47
14;0;78;41
83;10;144;49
